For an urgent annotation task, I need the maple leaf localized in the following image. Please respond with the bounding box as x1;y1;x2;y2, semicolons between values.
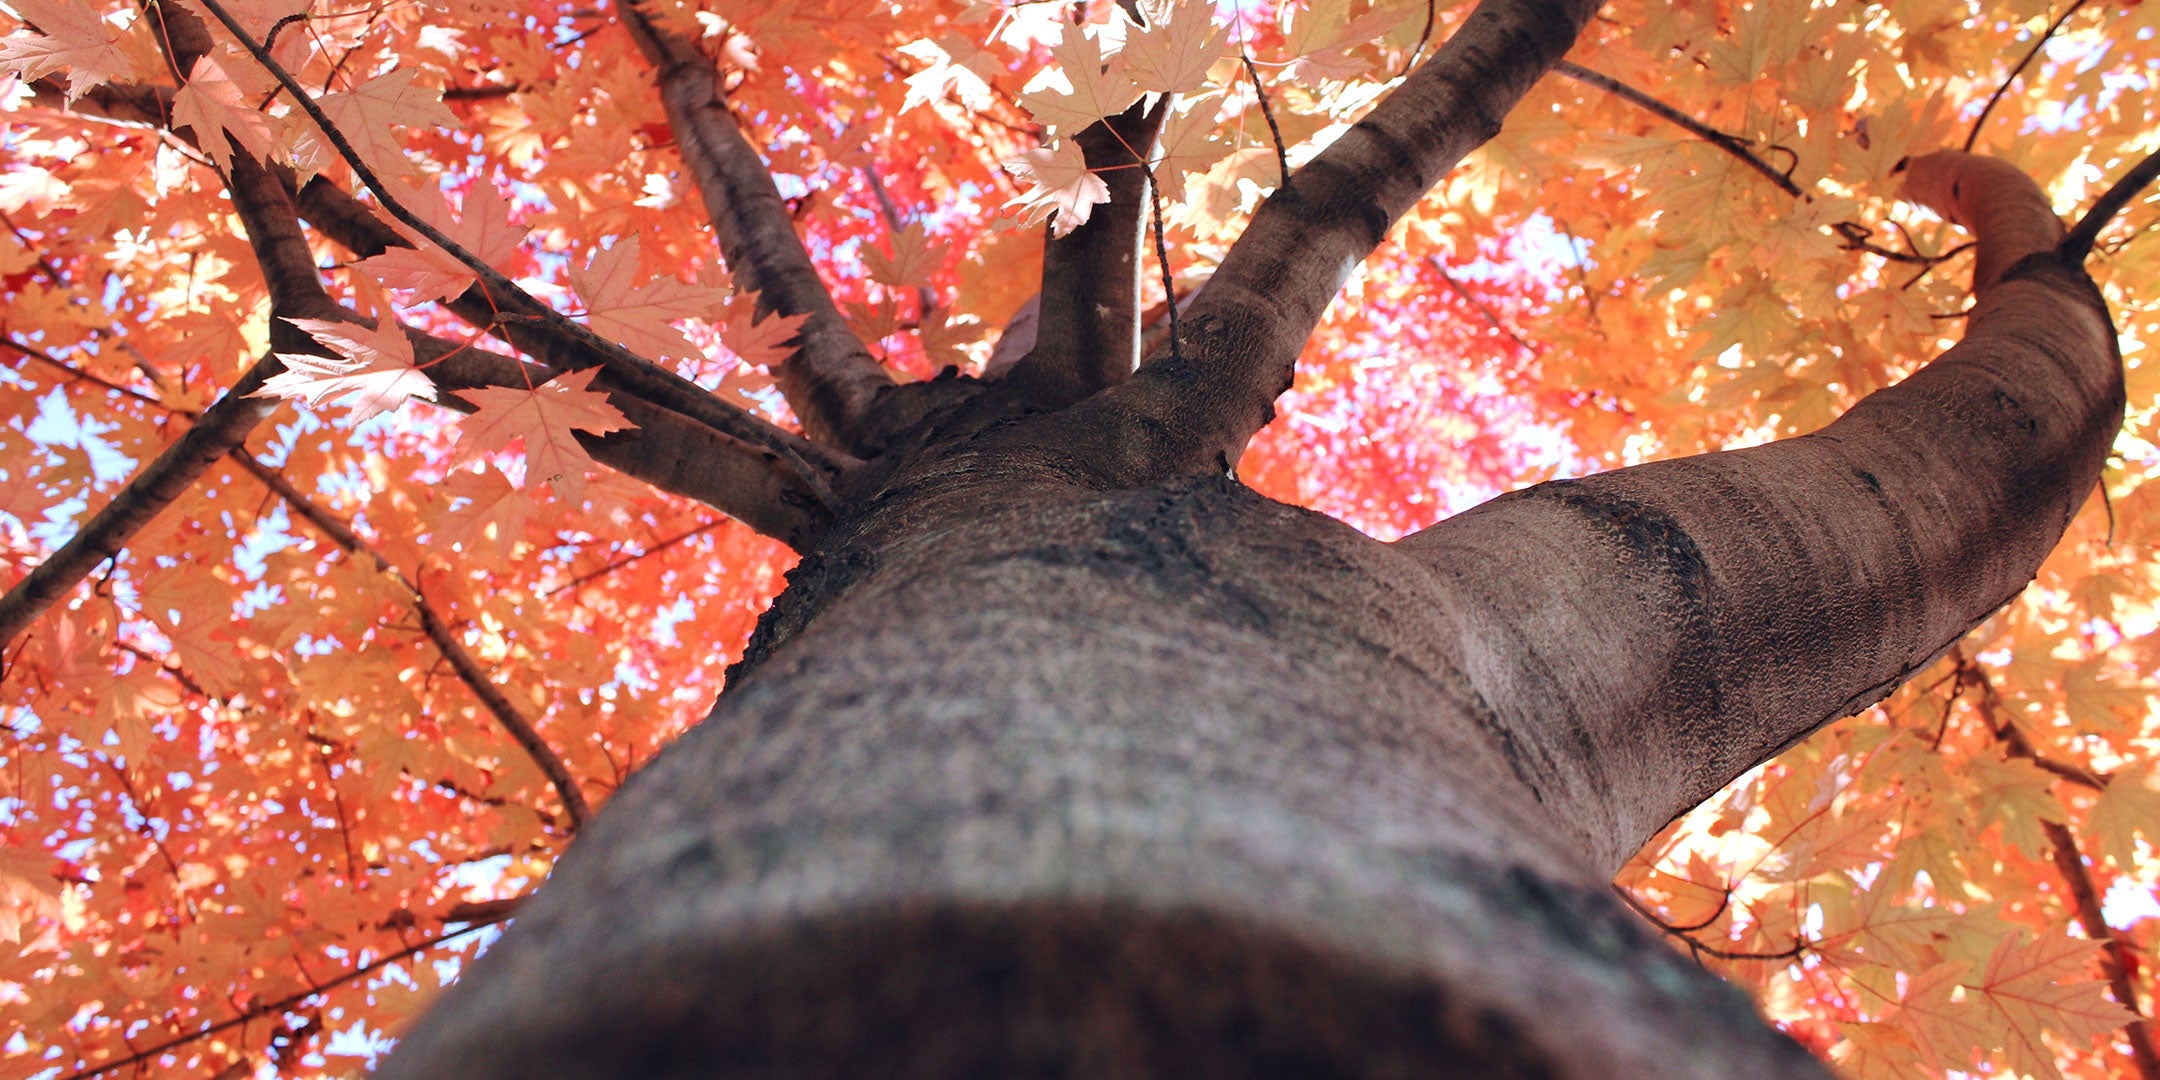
1967;934;2135;1080
170;55;278;172
432;465;536;563
1282;0;1408;85
1152;93;1232;189
0;0;135;101
897;34;998;113
254;316;439;422
719;291;809;369
1017;28;1141;139
451;368;633;503
1120;2;1228;96
1002;141;1112;238
299;69;461;180
863;222;941;290
567;237;728;361
354;182;527;302
2087;759;2160;868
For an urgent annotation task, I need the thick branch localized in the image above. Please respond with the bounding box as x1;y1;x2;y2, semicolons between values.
1002;101;1169;409
612;0;894;452
2064;147;2160;261
1396;152;2123;872
0;14;346;651
1042;0;1597;483
180;0;847;508
232;455;592;828
408;329;832;550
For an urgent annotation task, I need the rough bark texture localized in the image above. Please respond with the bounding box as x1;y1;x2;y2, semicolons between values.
378;143;2120;1078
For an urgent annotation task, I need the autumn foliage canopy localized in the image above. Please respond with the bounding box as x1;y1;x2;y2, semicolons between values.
0;0;2158;1076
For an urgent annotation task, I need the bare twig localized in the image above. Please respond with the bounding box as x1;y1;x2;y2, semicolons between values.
1241;49;1292;187
1964;0;2092;152
1556;61;1804;197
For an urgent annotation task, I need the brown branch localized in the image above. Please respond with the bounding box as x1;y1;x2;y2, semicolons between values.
55;920;502;1080
1964;0;2092;152
2064;147;2160;262
1003;100;1170;408
230;454;592;829
403;327;833;550
186;0;846;508
0;9;349;652
1958;653;2158;1078
542;518;725;598
1045;0;1597;484
611;0;896;453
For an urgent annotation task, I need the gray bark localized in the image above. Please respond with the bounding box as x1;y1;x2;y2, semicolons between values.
374;13;2123;1080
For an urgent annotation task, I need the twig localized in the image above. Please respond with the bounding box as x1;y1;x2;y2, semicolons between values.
1430;258;1535;354
1964;0;2092;152
230;454;591;829
54;920;502;1080
1399;0;1438;77
1556;61;1804;197
1241;49;1291;187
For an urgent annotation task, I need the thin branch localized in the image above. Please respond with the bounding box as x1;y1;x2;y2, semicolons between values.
1959;653;2158;1077
55;920;503;1080
0;11;346;652
610;0;895;453
1964;0;2092;152
2063;147;2160;261
1613;885;1806;962
1555;61;1804;198
543;518;725;598
1400;0;1439;77
186;0;846;507
1430;258;1535;354
1241;49;1291;187
861;166;939;322
230;454;591;828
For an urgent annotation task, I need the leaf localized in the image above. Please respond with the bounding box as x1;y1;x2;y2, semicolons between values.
253;315;439;422
0;0;136;100
863;222;941;290
169;55;278;172
1967;934;2135;1080
567;237;728;361
1120;3;1228;96
353;182;527;302
897;34;998;113
451;368;634;503
1002;141;1111;238
718;292;809;369
2087;758;2160;869
300;69;461;180
1152;94;1232;189
1017;28;1141;139
432;464;536;563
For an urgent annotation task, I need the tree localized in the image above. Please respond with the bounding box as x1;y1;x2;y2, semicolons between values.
2;0;2157;1075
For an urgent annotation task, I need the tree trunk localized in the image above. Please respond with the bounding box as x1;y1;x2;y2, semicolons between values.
376;88;2122;1080
375;455;1835;1079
